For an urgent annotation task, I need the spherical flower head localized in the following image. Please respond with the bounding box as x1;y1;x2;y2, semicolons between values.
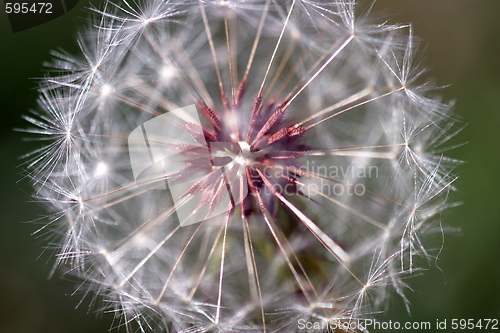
22;0;460;332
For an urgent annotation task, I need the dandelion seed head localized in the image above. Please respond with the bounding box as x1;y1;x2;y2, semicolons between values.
21;0;461;331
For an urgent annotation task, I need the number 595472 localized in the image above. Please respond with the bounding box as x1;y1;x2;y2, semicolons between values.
5;2;53;14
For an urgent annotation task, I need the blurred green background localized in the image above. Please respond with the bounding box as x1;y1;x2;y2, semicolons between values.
0;1;498;332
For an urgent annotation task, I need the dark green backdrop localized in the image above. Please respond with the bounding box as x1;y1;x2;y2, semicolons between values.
1;1;498;332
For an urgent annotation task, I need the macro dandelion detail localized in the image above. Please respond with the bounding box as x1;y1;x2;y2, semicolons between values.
22;0;460;332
